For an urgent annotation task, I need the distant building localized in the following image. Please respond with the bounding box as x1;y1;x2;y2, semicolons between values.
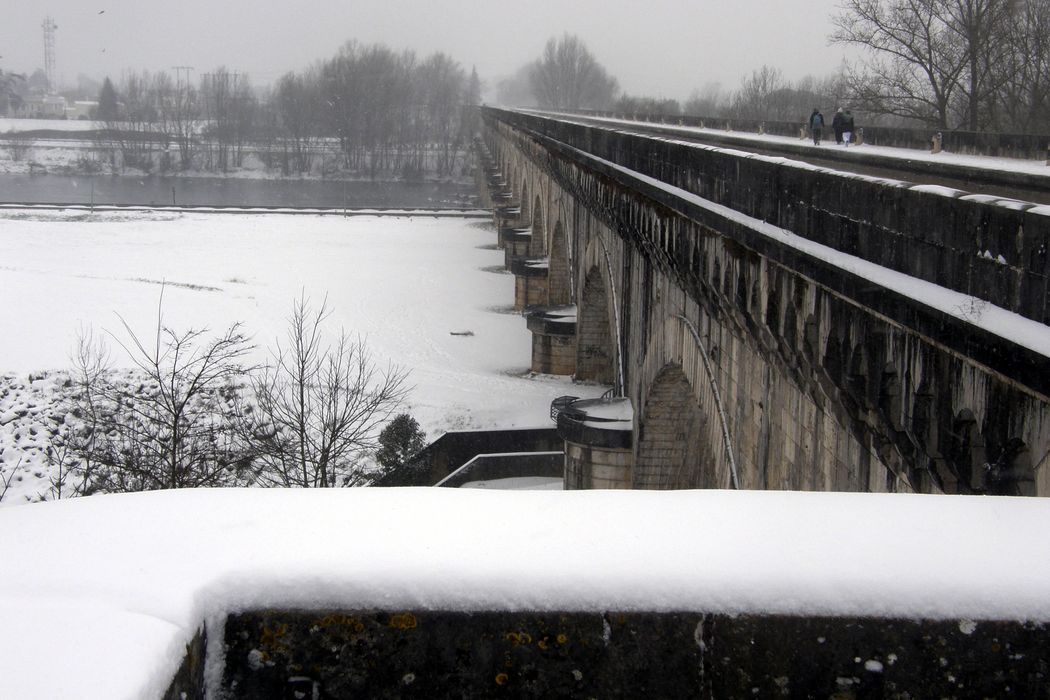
12;93;67;119
67;100;98;120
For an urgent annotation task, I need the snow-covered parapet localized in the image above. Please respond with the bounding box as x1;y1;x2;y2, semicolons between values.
3;488;1050;697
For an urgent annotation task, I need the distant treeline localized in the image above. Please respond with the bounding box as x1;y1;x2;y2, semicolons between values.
93;42;482;177
498;2;1050;137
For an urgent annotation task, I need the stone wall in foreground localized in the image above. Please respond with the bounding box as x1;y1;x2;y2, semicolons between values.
202;609;1049;698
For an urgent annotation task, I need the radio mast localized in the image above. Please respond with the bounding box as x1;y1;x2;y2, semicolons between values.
42;16;58;94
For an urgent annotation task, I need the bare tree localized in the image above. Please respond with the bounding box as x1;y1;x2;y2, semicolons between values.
528;34;619;111
97;71;165;172
418;52;466;176
65;299;256;493
0;457;23;504
461;65;483;140
684;83;730;118
947;0;1014;130
990;0;1050;132
246;297;411;488
732;66;787;119
157;69;200;170
200;67;256;171
612;94;682;116
496;65;536;108
832;0;1014;129
3;130;33;161
832;0;968;127
275;71;323;174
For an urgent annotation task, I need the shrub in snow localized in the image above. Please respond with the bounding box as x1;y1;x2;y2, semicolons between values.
242;296;411;488
62;308;257;493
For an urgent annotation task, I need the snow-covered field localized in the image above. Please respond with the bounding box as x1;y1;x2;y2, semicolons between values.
0;117;100;132
0;210;605;504
1;487;1049;698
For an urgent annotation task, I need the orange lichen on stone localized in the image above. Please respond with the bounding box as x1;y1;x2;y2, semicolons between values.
389;613;418;630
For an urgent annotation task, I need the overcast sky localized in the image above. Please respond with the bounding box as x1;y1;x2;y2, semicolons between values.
2;0;850;99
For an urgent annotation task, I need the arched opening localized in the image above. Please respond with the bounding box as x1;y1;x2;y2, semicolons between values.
950;408;986;493
530;195;545;257
634;364;713;489
549;220;571;306
576;266;615;384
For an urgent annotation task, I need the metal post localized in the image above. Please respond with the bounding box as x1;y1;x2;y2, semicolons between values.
172;187;176;206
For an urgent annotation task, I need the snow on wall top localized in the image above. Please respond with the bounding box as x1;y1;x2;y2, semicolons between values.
542;111;1050;215
552;111;1050;181
1;488;1049;698
529;131;1050;361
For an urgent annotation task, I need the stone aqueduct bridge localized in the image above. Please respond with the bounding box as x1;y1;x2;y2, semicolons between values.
478;107;1050;497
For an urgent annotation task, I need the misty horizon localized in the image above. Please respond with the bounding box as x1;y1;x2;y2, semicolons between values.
2;0;848;101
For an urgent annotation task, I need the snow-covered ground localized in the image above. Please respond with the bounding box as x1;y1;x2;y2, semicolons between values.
1;487;1049;698
0;210;606;504
0;117;100;132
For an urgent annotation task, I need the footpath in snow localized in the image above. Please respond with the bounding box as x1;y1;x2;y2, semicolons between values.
559;111;1050;179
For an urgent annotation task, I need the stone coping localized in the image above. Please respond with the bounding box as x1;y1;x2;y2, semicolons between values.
510;255;551;277
557;397;634;449
500;227;532;242
526;306;578;335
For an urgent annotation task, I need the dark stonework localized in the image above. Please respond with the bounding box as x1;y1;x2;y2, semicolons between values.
489;108;1050;325
216;610;1050;698
164;626;207;700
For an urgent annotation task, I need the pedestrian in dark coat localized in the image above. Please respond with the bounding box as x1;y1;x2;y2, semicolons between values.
832;108;845;144
809;108;824;145
842;109;856;146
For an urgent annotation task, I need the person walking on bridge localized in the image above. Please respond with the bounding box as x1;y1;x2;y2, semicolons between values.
842;109;855;146
832;108;845;144
809;108;825;146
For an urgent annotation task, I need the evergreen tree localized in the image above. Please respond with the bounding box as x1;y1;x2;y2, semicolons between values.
0;69;24;115
467;66;482;106
97;77;119;121
375;413;427;472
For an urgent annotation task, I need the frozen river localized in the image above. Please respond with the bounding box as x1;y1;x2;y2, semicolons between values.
0;172;477;208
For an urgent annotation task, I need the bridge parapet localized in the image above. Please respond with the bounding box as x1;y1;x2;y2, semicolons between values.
490;108;1050;327
572;108;1050;161
482;107;1050;497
